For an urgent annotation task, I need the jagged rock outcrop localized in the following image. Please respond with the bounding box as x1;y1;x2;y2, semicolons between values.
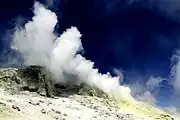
0;68;21;93
18;65;55;97
0;65;111;99
0;65;55;97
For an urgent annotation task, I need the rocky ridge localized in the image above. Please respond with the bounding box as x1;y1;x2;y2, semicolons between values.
0;65;177;120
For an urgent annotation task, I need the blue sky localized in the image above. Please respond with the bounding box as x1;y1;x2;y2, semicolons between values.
59;0;180;77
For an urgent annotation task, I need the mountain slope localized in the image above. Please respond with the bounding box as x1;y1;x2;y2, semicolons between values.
0;66;178;120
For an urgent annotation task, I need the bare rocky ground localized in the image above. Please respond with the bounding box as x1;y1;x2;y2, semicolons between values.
0;66;177;120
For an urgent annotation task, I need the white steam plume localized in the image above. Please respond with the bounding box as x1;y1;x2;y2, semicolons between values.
170;51;180;108
171;52;180;94
12;2;57;66
11;2;134;102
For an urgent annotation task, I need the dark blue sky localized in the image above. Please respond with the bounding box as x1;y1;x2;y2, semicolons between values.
59;0;180;80
1;0;180;83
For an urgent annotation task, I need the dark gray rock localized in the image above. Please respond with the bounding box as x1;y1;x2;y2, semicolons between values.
18;65;56;97
0;65;56;97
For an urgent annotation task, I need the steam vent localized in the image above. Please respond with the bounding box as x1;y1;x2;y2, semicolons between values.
0;65;176;120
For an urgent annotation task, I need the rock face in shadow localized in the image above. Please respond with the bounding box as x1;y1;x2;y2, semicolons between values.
18;65;55;97
0;65;109;99
55;83;109;99
0;65;55;97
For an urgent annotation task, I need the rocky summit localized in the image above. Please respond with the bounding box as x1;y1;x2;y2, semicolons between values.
0;65;177;120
